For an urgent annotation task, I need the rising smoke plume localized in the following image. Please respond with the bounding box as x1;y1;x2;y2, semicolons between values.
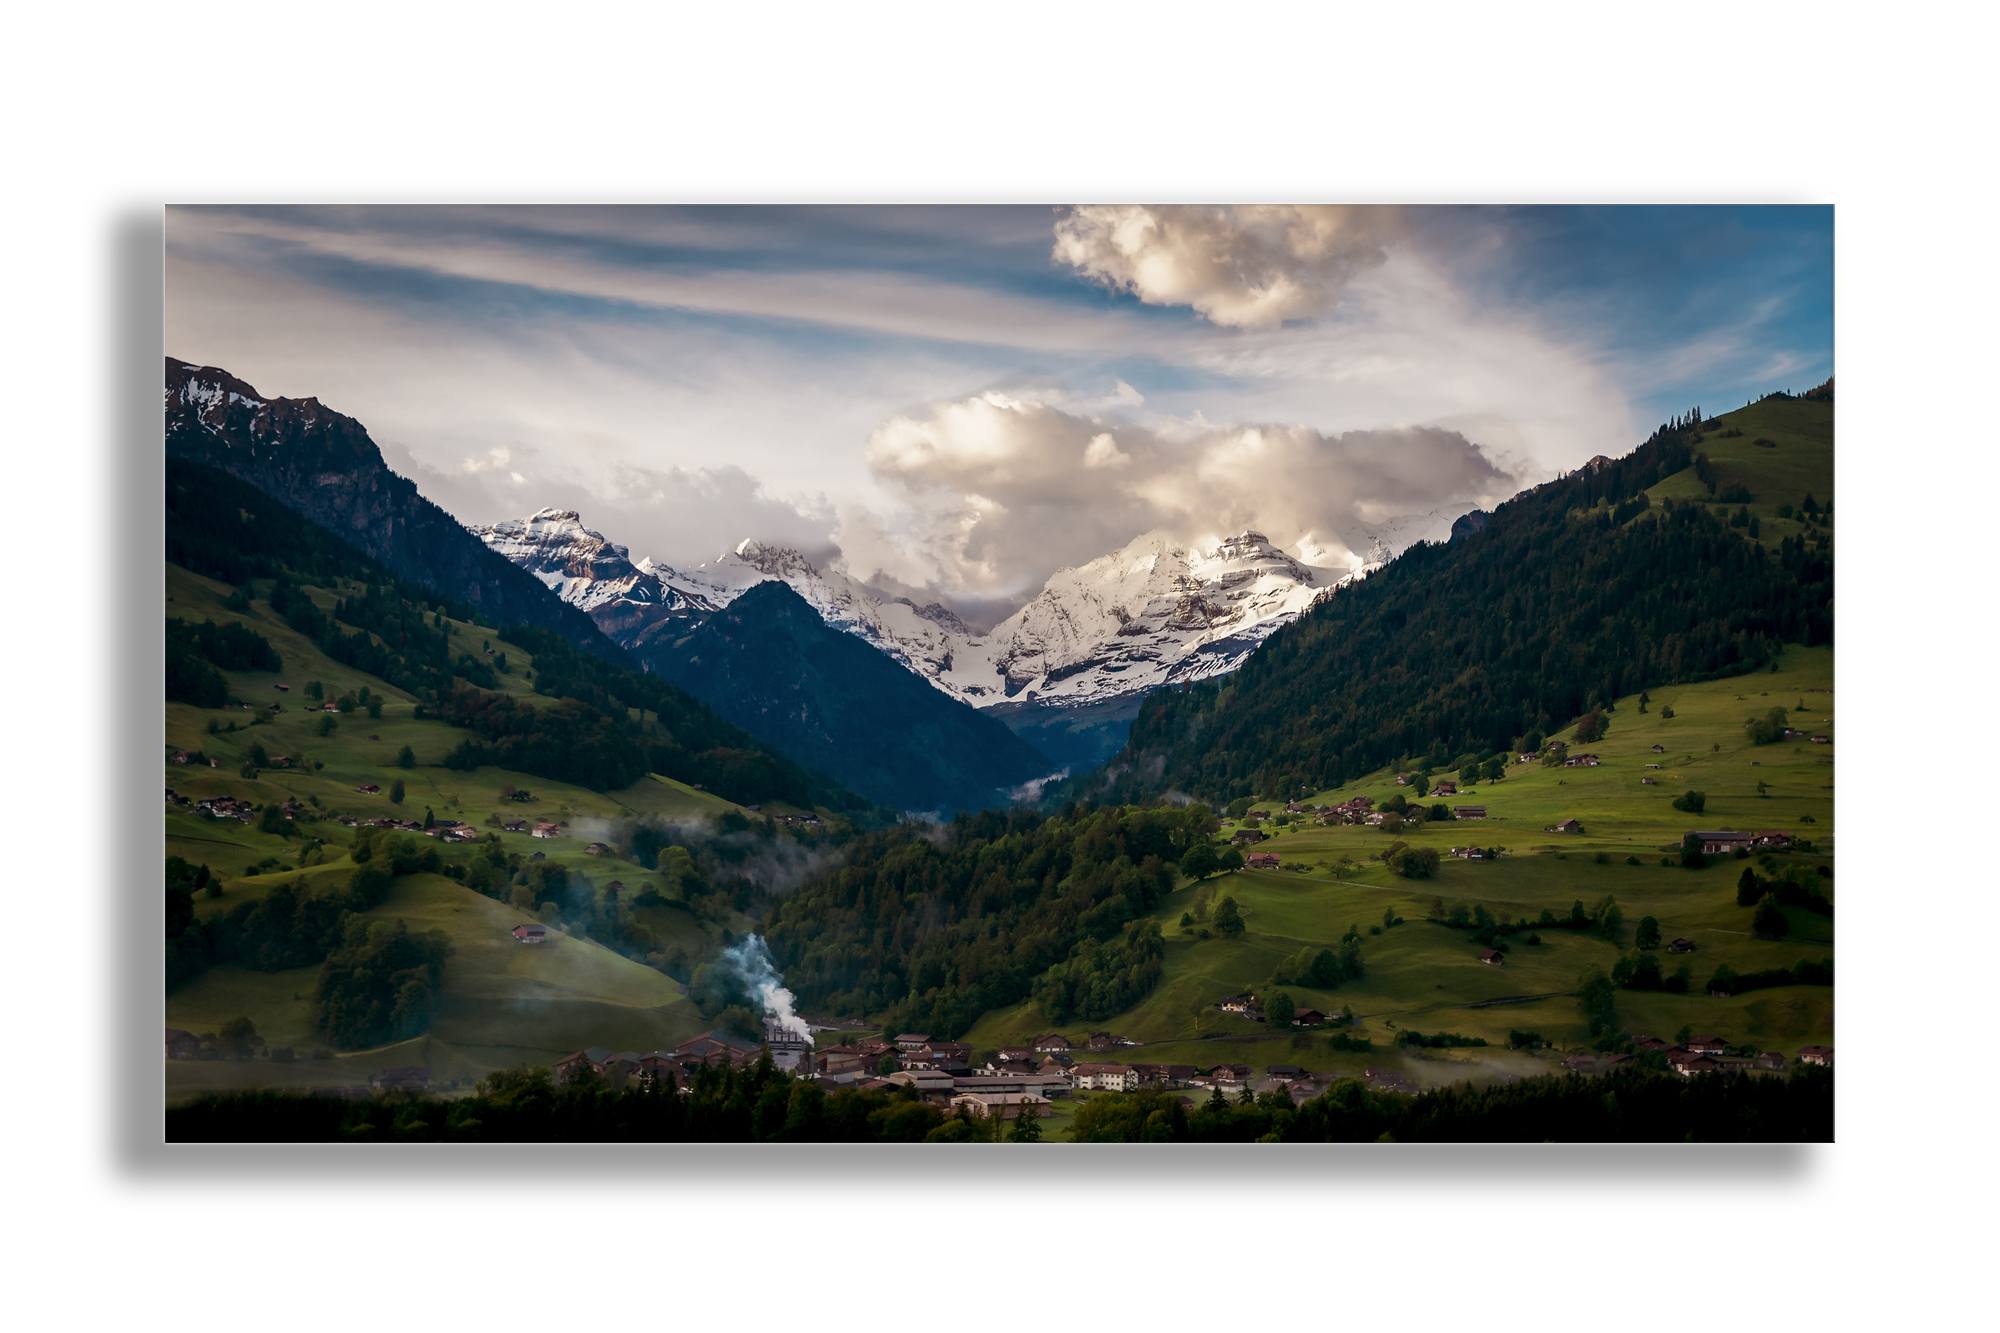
716;935;810;1041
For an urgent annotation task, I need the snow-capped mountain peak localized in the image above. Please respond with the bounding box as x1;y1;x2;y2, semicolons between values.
473;506;1458;717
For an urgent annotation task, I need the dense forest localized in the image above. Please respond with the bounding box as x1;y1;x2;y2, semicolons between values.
1064;408;1834;805
763;803;1213;1037
167;846;452;1047
165;1060;1832;1143
167;457;867;811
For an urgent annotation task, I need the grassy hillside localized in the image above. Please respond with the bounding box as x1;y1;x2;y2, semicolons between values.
166;871;710;1100
1647;392;1833;518
164;559;795;1098
165;560;797;862
959;647;1834;1081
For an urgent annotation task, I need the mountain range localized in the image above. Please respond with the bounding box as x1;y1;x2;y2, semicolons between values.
167;356;1061;814
470;510;1472;769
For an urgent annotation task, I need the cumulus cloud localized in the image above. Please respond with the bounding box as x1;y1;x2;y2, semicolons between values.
845;389;1522;598
1053;205;1402;327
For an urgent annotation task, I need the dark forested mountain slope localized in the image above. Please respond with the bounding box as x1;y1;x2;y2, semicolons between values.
164;357;628;665
166;457;870;811
651;581;1055;814
1072;390;1835;806
764;803;1212;1037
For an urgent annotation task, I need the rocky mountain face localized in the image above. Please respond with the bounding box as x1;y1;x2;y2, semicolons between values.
468;509;718;655
164;358;630;665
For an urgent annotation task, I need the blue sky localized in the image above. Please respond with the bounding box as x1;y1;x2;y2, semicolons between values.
166;204;1831;613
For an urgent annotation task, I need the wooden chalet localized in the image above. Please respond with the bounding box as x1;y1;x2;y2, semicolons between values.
370;1066;431;1092
164;1028;202;1060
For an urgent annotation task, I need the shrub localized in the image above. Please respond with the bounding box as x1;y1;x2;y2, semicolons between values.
1745;706;1789;745
1672;790;1706;813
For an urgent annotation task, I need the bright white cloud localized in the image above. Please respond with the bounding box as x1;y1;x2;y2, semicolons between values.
1053;205;1402;327
847;390;1523;598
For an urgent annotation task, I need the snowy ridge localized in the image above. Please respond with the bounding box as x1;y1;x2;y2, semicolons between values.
471;508;1439;713
467;509;717;647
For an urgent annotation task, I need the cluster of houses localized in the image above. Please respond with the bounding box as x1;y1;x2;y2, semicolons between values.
164;786;191;806
1690;829;1794;855
493;819;563;838
554;1022;819;1089
335;814;482;841
1218;995;1333;1026
1562;1036;1831;1078
807;1036;1397;1112
169;751;220;767
194;795;257;822
1318;796;1378;825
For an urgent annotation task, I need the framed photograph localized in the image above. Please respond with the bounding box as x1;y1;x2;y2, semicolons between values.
162;205;1833;1143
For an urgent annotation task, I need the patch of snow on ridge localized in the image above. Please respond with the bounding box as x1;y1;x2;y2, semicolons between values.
476;509;1438;713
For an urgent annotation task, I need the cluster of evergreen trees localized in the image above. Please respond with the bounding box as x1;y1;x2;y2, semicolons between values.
1270;929;1365;989
763;803;1213;1038
1029;920;1165;1023
166;854;404;991
168;1061;1830;1142
168;1057;974;1143
165;617;282;707
1063;411;1833;806
165;846;449;1047
312;918;454;1048
1709;957;1833;998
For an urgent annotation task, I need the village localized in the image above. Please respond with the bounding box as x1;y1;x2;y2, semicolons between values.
225;989;1823;1119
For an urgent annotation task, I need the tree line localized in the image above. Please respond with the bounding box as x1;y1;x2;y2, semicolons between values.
166;1061;1832;1143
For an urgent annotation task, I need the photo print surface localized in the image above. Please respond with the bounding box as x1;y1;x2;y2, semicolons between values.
162;204;1834;1143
